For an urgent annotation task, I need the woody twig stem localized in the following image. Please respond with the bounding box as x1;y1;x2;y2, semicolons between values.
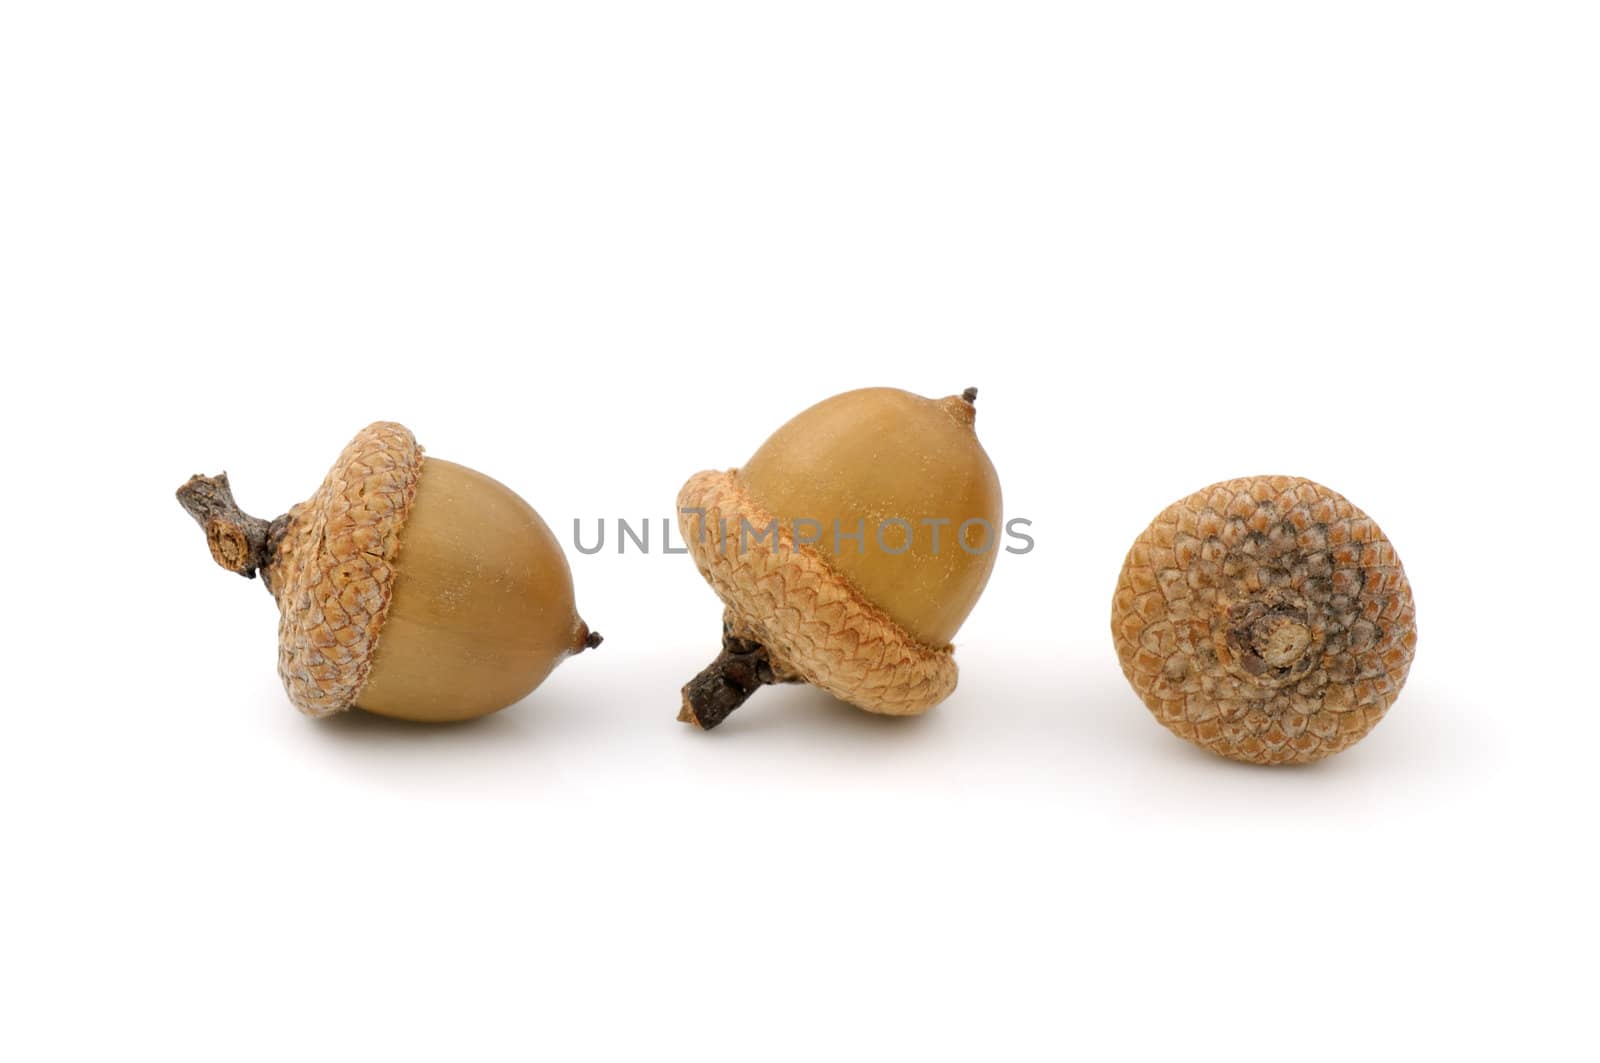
175;473;284;581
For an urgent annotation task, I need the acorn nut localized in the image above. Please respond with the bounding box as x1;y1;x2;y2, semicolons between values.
1111;476;1417;765
176;422;600;723
677;387;1002;729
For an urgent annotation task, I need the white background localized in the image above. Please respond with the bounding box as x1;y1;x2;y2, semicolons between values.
3;3;1595;1060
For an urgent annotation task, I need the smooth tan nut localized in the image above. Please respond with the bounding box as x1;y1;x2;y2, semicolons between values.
176;422;599;723
1111;475;1417;765
677;387;1002;730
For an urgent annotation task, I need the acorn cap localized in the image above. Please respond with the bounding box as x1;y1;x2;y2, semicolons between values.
677;468;958;716
265;422;425;718
1112;475;1417;765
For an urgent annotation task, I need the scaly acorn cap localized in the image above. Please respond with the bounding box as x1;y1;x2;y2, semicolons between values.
267;422;424;717
178;422;425;718
1112;475;1418;765
677;469;959;723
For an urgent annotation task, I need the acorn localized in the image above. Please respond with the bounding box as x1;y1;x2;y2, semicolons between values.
176;422;600;723
1111;476;1417;765
676;386;1002;729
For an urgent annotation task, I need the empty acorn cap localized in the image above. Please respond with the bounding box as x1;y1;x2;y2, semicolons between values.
1111;475;1418;764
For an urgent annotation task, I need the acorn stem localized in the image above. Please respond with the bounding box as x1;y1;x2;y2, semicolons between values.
175;473;285;581
961;386;978;404
678;632;782;730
